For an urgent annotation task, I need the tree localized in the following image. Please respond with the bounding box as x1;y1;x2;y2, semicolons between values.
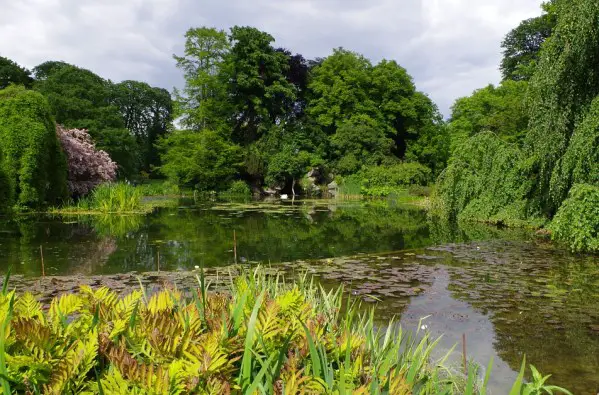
265;145;313;195
56;126;117;197
33;62;141;177
330;115;394;175
526;0;599;215
500;11;556;81
158;129;243;190
0;56;32;89
0;85;68;209
448;80;529;150
226;26;296;145
308;48;376;133
111;81;173;172
174;27;231;131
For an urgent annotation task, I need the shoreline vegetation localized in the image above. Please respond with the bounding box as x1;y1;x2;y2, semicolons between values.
0;267;571;394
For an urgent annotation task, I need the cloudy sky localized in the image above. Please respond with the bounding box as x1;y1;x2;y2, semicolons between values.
0;0;543;117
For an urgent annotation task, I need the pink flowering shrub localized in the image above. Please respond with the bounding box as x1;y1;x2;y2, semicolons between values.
56;125;117;196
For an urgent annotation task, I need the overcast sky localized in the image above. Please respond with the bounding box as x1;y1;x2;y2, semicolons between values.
0;0;543;117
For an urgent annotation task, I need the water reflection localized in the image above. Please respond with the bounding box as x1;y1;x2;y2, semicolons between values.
0;200;597;392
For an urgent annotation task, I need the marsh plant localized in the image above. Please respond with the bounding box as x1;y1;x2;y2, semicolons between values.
0;268;570;394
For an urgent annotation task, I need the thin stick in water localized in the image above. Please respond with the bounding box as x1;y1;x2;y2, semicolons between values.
40;245;45;277
233;230;237;264
157;250;160;272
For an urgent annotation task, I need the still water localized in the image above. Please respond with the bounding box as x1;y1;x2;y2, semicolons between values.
0;199;597;393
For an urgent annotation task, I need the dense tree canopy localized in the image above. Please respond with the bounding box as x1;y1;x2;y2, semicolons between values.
448;80;529;150
500;7;556;81
0;56;32;89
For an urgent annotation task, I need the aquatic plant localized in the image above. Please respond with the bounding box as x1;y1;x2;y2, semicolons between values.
0;267;570;394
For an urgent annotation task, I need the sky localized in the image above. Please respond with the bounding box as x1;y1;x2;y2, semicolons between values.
0;0;543;117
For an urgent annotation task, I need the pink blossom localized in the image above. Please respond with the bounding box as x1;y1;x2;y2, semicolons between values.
56;125;118;196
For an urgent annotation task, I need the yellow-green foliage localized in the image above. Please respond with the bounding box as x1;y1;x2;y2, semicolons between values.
0;85;68;210
0;270;481;394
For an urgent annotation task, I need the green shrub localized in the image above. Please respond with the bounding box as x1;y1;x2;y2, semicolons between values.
0;85;68;210
360;162;431;188
549;184;599;252
225;180;251;196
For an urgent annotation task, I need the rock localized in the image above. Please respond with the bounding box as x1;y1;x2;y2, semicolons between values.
327;181;339;197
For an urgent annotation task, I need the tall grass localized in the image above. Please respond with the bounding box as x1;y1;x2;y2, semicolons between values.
0;267;571;394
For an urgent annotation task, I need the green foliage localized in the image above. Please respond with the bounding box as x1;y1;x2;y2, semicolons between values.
81;183;143;213
0;86;68;210
526;0;599;215
338;163;431;197
331;115;394;175
225;180;251;196
158;129;243;191
449;80;529;150
265;145;314;190
549;95;599;208
137;180;180;196
226;26;297;145
0;268;556;394
33;62;141;177
433;132;540;226
500;9;556;81
549;184;599;252
0;56;32;89
174;27;231;131
111;80;173;172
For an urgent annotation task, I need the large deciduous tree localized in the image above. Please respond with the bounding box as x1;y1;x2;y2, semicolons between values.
111;81;173;172
226;26;296;145
448;80;529;150
0;56;33;89
174;27;231;131
33;62;141;177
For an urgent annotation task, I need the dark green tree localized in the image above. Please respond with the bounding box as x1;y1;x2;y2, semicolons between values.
330;115;394;175
33;62;141;177
500;10;556;81
111;80;173;172
0;56;32;89
226;26;296;145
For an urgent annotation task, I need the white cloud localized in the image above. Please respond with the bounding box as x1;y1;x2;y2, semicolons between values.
0;0;544;116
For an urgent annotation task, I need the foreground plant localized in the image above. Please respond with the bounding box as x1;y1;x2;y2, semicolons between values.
0;269;570;394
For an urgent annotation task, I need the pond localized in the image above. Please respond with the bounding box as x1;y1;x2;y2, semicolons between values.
0;199;597;393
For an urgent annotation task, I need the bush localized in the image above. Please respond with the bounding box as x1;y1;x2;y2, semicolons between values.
0;86;68;209
549;184;599;252
137;180;180;196
56;126;117;197
226;180;251;196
